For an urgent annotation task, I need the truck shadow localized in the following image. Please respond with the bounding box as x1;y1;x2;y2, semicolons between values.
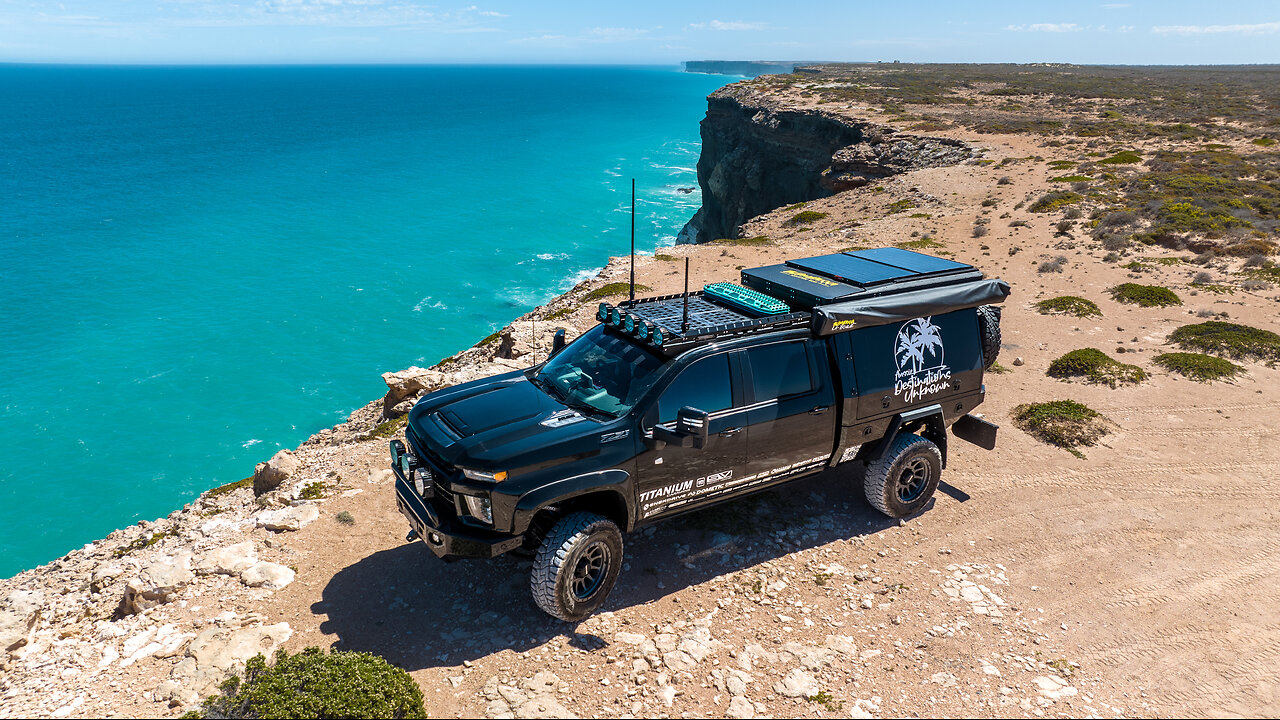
315;467;919;671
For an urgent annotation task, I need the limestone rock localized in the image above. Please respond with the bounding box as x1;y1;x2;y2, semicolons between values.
255;504;318;532
726;695;755;719
119;555;194;615
0;590;43;653
775;668;820;698
186;623;293;692
253;449;300;495
195;541;258;576
240;561;295;590
381;367;450;416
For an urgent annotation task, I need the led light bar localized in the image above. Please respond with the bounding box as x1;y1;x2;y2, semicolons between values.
704;282;790;316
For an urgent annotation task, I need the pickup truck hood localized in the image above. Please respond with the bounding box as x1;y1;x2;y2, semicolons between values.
406;370;611;469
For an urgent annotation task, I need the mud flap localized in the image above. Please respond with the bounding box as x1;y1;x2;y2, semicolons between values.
952;414;998;450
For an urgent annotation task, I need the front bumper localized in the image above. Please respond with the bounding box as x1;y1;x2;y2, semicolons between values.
393;471;523;560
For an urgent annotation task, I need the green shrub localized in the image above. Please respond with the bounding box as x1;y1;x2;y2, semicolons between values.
1169;321;1280;361
1035;296;1102;317
709;236;773;246
1050;175;1092;183
1047;348;1147;388
896;238;944;250
1253;137;1277;147
206;477;253;499
1109;283;1182;307
367;415;408;439
786;210;828;225
583;282;651;301
1152;352;1244;382
1012;400;1112;458
543;306;574;322
652;253;679;262
886;199;917;214
335;511;356;526
1098;150;1142;165
1029;191;1083;213
191;648;426;719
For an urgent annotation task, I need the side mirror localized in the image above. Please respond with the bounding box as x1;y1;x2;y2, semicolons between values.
550;328;567;357
677;406;710;449
650;406;709;450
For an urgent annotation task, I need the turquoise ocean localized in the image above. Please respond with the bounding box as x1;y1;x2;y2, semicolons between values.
0;65;731;577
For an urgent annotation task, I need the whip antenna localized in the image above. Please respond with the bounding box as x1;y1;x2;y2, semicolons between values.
681;257;690;333
629;178;636;303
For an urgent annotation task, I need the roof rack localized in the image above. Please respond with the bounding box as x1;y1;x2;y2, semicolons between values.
596;291;810;355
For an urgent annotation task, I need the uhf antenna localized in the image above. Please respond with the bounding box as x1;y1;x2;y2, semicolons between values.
681;257;690;333
628;178;636;303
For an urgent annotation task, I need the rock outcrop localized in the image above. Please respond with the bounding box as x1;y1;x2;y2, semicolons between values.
678;84;977;243
252;449;300;495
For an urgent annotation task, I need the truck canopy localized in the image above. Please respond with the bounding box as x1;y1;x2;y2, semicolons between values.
600;247;1008;354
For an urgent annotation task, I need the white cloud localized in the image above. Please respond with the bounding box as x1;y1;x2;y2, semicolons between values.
686;20;769;31
1152;21;1280;35
1005;23;1083;32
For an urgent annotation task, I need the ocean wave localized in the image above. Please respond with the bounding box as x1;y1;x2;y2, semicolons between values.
242;438;262;448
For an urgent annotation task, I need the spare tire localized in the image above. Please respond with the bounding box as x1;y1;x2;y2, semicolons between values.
977;305;1002;370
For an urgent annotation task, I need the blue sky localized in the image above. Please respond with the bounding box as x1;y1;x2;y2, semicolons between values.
2;1;1278;65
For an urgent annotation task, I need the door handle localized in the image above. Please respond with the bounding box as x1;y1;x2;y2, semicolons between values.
719;427;741;437
808;406;828;415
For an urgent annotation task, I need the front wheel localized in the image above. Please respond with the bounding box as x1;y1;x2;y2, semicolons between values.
530;512;623;622
863;433;942;518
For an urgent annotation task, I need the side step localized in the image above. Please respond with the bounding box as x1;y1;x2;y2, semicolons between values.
952;414;999;450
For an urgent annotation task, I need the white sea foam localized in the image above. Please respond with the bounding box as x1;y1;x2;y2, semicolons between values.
242;439;261;448
413;297;448;312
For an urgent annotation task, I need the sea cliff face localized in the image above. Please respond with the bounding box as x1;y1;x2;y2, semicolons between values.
678;84;975;244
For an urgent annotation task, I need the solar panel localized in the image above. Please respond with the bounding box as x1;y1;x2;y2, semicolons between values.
847;247;970;275
786;254;913;285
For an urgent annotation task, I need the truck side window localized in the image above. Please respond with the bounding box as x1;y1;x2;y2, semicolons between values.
658;354;732;423
745;342;813;401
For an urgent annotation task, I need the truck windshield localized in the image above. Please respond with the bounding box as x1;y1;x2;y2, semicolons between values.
533;325;666;418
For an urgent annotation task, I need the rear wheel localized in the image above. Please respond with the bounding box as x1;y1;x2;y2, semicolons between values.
977;305;1002;370
530;512;623;622
863;433;942;518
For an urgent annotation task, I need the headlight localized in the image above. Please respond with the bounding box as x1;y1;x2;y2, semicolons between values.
398;454;411;478
461;468;508;482
389;440;404;466
461;495;493;524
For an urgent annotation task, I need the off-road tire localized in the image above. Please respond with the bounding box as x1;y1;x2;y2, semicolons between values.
977;305;1002;370
530;512;624;622
863;433;942;518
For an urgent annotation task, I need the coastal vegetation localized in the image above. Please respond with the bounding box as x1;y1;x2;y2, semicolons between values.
188;648;426;719
1152;352;1243;382
583;282;652;301
1169;321;1280;361
710;236;774;247
786;210;828;225
1109;283;1182;307
1047;348;1147;388
1035;296;1102;318
1012;400;1112;458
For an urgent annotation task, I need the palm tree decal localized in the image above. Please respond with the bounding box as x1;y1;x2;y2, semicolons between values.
895;317;945;374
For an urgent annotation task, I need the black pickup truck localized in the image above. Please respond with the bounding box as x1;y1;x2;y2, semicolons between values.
391;247;1009;621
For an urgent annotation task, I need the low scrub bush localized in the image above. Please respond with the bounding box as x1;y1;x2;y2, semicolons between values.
1152;352;1243;382
1038;256;1068;273
1109;283;1182;307
785;211;828;225
1029;191;1083;213
1012;400;1112;458
972;224;989;238
190;648;426;719
1035;296;1102;317
1169;321;1280;361
710;236;773;247
1098;150;1142;165
1047;348;1147;388
896;237;944;250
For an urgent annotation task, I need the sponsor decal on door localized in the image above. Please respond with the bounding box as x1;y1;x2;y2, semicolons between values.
893;317;952;404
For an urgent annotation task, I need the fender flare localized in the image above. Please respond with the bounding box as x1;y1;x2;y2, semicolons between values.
511;469;633;534
866;404;949;469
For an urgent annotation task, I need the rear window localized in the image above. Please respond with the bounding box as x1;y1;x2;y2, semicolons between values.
745;342;813;401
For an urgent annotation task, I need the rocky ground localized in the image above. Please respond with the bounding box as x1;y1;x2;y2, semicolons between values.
3;71;1279;718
